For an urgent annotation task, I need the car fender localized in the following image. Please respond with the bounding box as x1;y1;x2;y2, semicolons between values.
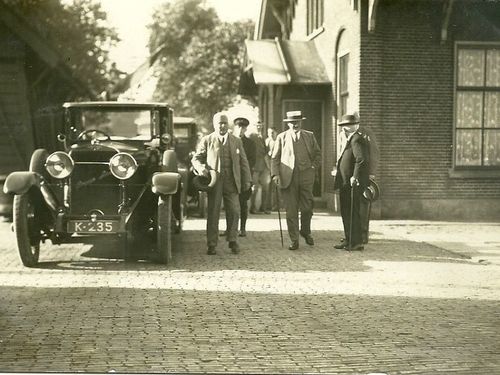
152;172;181;195
3;171;59;212
3;172;40;195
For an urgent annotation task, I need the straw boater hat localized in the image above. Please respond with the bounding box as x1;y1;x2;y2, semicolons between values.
192;170;217;192
283;110;306;122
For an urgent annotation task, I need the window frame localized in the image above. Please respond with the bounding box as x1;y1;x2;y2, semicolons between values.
306;0;324;36
338;53;349;118
453;42;500;173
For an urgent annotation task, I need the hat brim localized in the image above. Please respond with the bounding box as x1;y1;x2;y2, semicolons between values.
338;120;359;126
283;117;306;122
362;179;380;202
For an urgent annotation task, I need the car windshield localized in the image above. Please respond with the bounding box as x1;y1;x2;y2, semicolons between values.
69;109;155;141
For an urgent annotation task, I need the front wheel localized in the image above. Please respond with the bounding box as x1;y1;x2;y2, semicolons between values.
13;193;41;267
157;195;172;264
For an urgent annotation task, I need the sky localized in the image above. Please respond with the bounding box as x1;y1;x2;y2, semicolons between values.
100;0;261;73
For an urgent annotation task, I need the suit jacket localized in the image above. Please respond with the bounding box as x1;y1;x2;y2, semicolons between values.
334;131;369;190
191;132;252;194
241;136;256;171
271;129;321;189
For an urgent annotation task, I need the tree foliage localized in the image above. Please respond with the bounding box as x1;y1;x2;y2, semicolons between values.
148;0;254;128
3;0;119;94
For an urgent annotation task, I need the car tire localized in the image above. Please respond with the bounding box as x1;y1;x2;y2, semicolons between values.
121;230;135;262
13;193;41;267
157;194;172;264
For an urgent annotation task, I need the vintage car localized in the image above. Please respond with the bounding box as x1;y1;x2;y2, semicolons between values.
3;101;182;266
173;117;207;217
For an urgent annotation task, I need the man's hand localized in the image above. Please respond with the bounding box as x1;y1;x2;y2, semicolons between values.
272;175;280;187
243;182;252;191
350;176;359;187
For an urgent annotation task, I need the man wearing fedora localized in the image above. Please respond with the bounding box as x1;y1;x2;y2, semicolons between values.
333;113;370;251
192;112;252;255
271;110;321;250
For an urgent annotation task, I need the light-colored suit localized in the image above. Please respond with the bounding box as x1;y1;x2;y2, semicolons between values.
271;129;321;242
192;132;252;246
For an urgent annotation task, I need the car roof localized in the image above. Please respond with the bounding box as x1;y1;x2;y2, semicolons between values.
174;116;196;124
63;101;171;109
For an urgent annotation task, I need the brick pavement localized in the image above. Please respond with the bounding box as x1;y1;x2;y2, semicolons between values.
0;213;499;373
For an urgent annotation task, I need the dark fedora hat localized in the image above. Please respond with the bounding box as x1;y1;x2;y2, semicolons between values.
338;113;360;126
283;110;306;122
192;170;217;192
363;178;380;202
234;117;249;127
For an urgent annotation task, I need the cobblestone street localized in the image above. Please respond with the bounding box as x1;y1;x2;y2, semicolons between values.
0;213;499;374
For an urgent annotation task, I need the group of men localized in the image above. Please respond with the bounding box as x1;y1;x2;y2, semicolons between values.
191;110;377;255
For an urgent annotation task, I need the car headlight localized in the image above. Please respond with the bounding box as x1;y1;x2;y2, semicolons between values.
109;153;138;180
45;151;74;179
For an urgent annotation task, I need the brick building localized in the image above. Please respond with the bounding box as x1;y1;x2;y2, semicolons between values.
239;0;500;220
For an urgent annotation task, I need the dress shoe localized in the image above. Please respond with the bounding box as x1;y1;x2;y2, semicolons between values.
344;243;364;251
334;239;348;249
238;230;247;237
288;241;299;250
229;241;240;254
300;231;314;246
207;246;216;255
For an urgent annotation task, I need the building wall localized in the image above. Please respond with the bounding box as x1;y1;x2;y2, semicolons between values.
290;0;362;199
359;0;500;220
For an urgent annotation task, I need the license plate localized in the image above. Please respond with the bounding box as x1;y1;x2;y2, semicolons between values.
67;220;119;233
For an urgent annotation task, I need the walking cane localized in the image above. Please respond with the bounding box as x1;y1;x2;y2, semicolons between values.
275;184;284;248
348;184;355;251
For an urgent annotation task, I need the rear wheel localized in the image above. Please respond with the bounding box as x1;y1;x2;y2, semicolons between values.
157;195;172;264
13;193;41;267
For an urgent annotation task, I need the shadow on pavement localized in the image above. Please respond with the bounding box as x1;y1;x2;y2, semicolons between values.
29;228;473;273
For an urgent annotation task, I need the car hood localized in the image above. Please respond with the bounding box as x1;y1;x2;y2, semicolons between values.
69;142;151;163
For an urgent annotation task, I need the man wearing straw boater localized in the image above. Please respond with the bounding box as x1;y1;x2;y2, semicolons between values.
333;113;370;251
271;110;321;250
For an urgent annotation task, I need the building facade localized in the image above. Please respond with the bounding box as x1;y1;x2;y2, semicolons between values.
240;0;500;220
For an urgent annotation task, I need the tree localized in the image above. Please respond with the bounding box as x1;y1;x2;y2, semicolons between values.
149;0;254;129
3;0;119;94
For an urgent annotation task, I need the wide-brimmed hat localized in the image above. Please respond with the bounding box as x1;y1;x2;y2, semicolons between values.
283;110;306;122
192;170;217;191
234;117;249;127
338;113;360;126
363;178;380;202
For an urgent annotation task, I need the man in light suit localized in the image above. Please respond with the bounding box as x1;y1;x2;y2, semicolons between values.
333;113;370;251
192;112;252;255
271;110;321;250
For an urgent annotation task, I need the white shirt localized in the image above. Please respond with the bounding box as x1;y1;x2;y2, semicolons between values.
219;133;228;145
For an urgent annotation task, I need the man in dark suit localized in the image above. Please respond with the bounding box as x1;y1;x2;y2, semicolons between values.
192;112;252;255
333;113;370;251
234;117;255;237
271;110;321;250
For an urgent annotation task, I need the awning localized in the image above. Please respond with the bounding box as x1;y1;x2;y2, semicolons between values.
242;39;331;86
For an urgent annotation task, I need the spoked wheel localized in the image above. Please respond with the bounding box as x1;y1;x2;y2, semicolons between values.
13;193;41;267
157;195;172;264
